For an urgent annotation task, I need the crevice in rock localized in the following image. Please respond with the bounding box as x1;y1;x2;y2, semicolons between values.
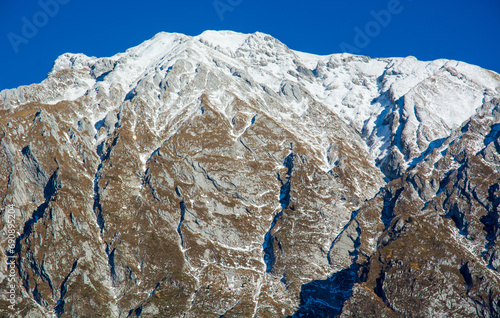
480;183;500;269
93;134;120;233
21;145;49;186
127;305;143;317
369;254;396;313
381;187;404;230
219;300;241;318
262;210;283;273
291;221;361;317
175;185;189;262
409;137;447;167
143;169;160;201
149;282;161;297
106;245;117;283
394;97;407;156
263;150;294;273
327;209;360;265
178;200;187;248
441;165;473;238
444;203;469;237
125;88;137;101
92;162;105;231
484;123;500;148
127;279;165;317
196;162;221;191
183;289;199;318
54;259;79;318
374;269;389;305
94;117;106;133
12;168;60;301
460;262;473;293
32;283;48;307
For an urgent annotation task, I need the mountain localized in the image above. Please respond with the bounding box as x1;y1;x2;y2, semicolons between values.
0;30;499;317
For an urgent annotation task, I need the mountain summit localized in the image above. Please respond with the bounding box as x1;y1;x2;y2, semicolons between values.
1;31;500;317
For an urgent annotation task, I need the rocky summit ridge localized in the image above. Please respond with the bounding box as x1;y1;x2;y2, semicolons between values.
0;30;500;317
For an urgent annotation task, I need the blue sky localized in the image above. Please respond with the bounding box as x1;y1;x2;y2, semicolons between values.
1;0;499;91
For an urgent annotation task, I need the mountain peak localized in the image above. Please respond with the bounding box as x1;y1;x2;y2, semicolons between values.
2;30;500;317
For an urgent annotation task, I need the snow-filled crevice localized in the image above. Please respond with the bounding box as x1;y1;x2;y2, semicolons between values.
363;94;393;159
293;221;361;317
54;259;79;318
263;151;294;273
394;96;407;157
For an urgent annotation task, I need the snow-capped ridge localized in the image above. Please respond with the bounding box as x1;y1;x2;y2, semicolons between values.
2;30;500;182
196;30;251;53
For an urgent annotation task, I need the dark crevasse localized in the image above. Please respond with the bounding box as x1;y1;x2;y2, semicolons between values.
291;222;361;317
263;151;294;273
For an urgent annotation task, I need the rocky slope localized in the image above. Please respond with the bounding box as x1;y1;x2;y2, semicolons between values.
0;30;499;317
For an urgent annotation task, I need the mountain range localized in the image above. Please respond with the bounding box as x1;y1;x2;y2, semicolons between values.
1;30;500;317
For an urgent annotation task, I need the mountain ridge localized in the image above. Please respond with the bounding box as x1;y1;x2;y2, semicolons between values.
2;30;498;181
1;30;500;317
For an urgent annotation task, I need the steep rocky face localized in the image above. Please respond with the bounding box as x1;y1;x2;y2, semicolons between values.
340;97;500;318
0;31;499;317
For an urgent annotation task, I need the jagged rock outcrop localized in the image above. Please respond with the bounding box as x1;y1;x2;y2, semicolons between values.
0;30;499;317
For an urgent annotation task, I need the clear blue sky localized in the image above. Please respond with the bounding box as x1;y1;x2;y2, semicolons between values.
1;0;499;91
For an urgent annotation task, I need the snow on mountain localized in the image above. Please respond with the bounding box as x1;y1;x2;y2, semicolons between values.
2;30;498;180
2;30;500;318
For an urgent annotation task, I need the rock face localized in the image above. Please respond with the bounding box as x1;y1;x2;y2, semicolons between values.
0;30;499;317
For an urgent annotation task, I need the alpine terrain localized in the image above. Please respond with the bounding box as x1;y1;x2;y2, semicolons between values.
1;30;500;317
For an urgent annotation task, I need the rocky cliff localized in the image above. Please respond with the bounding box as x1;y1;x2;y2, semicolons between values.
0;30;499;317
